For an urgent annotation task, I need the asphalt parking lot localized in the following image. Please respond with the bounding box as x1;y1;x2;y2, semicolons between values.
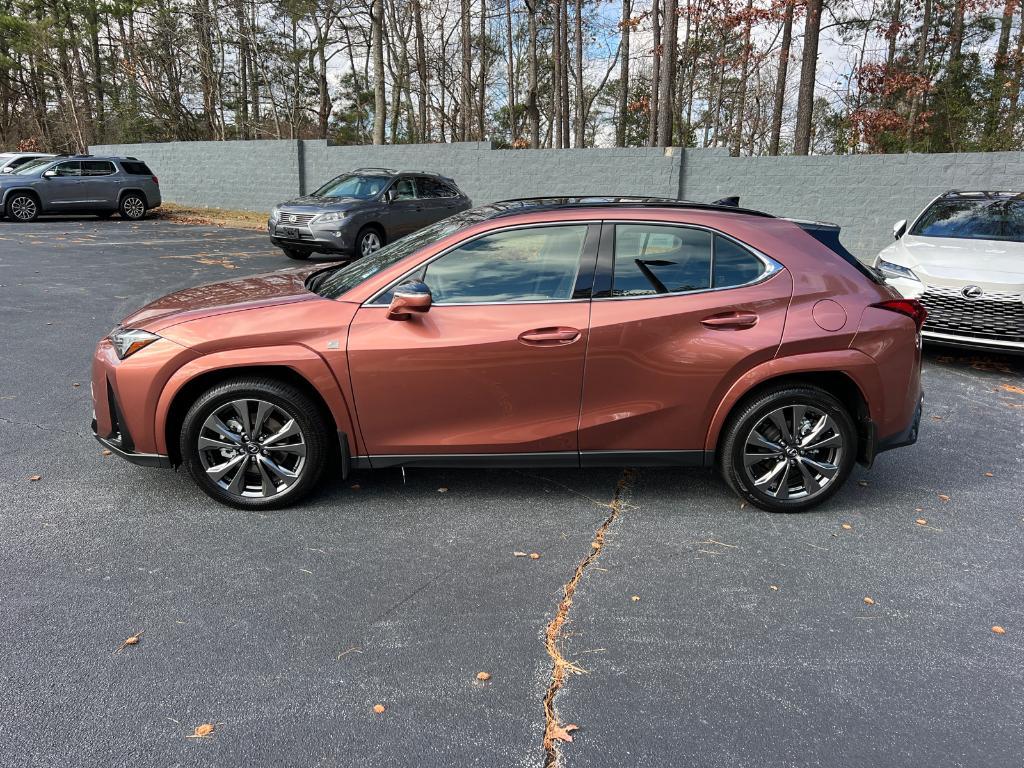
1;217;1022;767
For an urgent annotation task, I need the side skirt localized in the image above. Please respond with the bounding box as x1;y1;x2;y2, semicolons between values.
350;450;712;470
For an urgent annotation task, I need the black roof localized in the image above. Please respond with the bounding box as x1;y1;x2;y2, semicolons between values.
487;196;775;219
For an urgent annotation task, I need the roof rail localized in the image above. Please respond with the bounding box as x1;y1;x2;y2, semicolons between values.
398;169;443;176
487;196;775;218
73;153;93;158
352;166;397;174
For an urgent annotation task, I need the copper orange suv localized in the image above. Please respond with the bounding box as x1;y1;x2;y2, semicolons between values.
92;198;925;512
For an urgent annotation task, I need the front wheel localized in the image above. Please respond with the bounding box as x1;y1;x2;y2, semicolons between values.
6;193;39;222
719;385;857;513
356;226;384;257
119;193;147;220
180;378;330;510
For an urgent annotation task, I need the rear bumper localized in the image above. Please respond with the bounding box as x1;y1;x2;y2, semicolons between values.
876;395;923;456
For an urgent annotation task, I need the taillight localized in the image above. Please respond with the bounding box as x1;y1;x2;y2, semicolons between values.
152;175;159;185
872;299;927;331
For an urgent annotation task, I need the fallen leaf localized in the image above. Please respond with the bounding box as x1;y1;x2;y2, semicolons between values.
114;630;144;654
188;723;214;738
992;626;1006;635
476;671;491;681
549;723;579;744
72;382;80;388
769;585;779;592
863;596;875;606
915;518;927;526
857;480;869;487
914;507;924;512
841;523;853;530
373;704;386;714
513;551;528;557
983;472;994;478
101;449;112;456
437;487;448;493
938;494;950;502
631;595;641;601
591;541;600;549
29;475;41;482
930;415;943;421
999;383;1024;395
739;502;747;509
529;552;540;560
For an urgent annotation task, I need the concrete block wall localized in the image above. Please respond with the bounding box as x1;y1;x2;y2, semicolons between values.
681;149;1024;258
90;138;1023;260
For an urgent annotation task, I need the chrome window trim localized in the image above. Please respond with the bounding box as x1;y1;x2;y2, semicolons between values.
365;220;600;307
594;219;784;302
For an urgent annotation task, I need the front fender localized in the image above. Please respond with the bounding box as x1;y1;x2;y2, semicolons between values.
703;349;881;452
153;344;358;456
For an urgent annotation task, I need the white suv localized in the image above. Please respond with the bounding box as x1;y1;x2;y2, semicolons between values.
0;152;55;174
873;191;1023;353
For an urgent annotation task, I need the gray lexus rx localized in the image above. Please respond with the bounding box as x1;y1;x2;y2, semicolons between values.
268;168;472;260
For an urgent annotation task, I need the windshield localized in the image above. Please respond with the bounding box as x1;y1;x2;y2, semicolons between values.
13;158;53;175
312;174;390;199
310;207;499;299
911;198;1024;242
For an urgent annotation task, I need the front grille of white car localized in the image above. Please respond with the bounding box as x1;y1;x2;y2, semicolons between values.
919;286;1024;342
277;211;318;225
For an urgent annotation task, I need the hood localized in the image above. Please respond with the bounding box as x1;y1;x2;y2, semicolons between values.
120;265;323;332
881;235;1024;291
277;195;368;211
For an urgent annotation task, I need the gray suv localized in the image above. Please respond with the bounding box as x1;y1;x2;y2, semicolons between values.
269;168;472;260
0;154;161;222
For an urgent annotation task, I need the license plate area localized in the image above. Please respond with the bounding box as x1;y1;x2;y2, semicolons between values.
276;225;301;239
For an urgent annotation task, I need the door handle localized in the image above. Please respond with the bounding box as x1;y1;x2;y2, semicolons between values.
700;312;759;329
518;327;581;346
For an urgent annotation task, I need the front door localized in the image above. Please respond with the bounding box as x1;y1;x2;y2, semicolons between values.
579;222;794;464
39;160;82;208
347;222;599;462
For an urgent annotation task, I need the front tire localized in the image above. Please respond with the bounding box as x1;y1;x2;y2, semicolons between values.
180;378;330;510
119;193;147;220
719;385;856;513
281;247;312;260
356;225;384;257
6;193;39;222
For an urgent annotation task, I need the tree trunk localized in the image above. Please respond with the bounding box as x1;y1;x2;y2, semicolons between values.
506;0;518;141
655;0;676;146
769;0;793;155
478;0;487;140
413;0;428;141
526;0;540;147
574;0;585;146
460;0;472;140
984;0;1016;145
372;0;386;144
905;0;932;146
616;0;631;146
792;0;822;155
729;0;753;155
648;0;661;146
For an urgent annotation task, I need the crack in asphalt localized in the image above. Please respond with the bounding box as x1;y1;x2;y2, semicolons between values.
541;468;635;767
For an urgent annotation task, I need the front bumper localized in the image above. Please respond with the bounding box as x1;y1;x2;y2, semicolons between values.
93;422;171;468
268;219;357;253
921;329;1024;354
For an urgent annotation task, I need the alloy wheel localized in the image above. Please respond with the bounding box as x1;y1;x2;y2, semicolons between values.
742;404;843;501
197;399;307;500
360;231;381;256
10;195;37;221
122;196;145;219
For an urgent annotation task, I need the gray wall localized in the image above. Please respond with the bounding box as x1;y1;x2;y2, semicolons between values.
91;139;1023;260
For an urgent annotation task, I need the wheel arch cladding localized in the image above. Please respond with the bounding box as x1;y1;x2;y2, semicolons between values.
159;359;352;465
119;187;148;207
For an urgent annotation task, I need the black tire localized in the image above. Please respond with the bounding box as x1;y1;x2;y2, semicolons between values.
5;193;39;222
719;385;857;513
179;377;330;510
355;225;385;258
282;247;312;260
119;193;147;220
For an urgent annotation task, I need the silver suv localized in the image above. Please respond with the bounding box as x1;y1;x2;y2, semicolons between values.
269;168;472;260
0;154;161;222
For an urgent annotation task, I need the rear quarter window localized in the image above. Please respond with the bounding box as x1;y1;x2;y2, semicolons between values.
120;161;153;176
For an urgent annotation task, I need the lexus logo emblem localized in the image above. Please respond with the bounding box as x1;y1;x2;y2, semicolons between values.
288;213;297;223
961;285;984;299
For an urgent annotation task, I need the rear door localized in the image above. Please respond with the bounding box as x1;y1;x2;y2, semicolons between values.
578;221;793;464
416;176;465;225
79;160;119;208
382;177;428;238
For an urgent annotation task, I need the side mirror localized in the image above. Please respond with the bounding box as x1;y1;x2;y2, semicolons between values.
387;280;432;321
385;188;397;203
1;167;12;174
42;169;56;178
893;219;907;239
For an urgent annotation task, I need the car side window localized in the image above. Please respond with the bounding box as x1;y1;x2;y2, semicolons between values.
392;178;417;200
713;235;766;288
83;161;116;177
53;161;82;177
420;225;588;304
612;224;712;296
9;156;39;170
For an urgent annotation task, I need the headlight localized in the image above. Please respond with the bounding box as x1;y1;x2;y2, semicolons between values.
269;206;280;223
877;259;920;282
109;328;160;359
315;211;347;223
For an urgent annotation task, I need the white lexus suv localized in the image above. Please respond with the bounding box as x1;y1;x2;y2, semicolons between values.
873;191;1023;353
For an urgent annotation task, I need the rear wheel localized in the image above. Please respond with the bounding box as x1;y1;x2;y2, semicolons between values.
6;193;39;222
356;226;384;257
119;193;147;220
281;247;312;260
180;378;330;510
719;385;856;512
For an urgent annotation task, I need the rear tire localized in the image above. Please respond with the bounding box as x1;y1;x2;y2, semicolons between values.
5;193;39;222
180;377;330;510
282;247;312;260
719;385;857;513
119;193;147;220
